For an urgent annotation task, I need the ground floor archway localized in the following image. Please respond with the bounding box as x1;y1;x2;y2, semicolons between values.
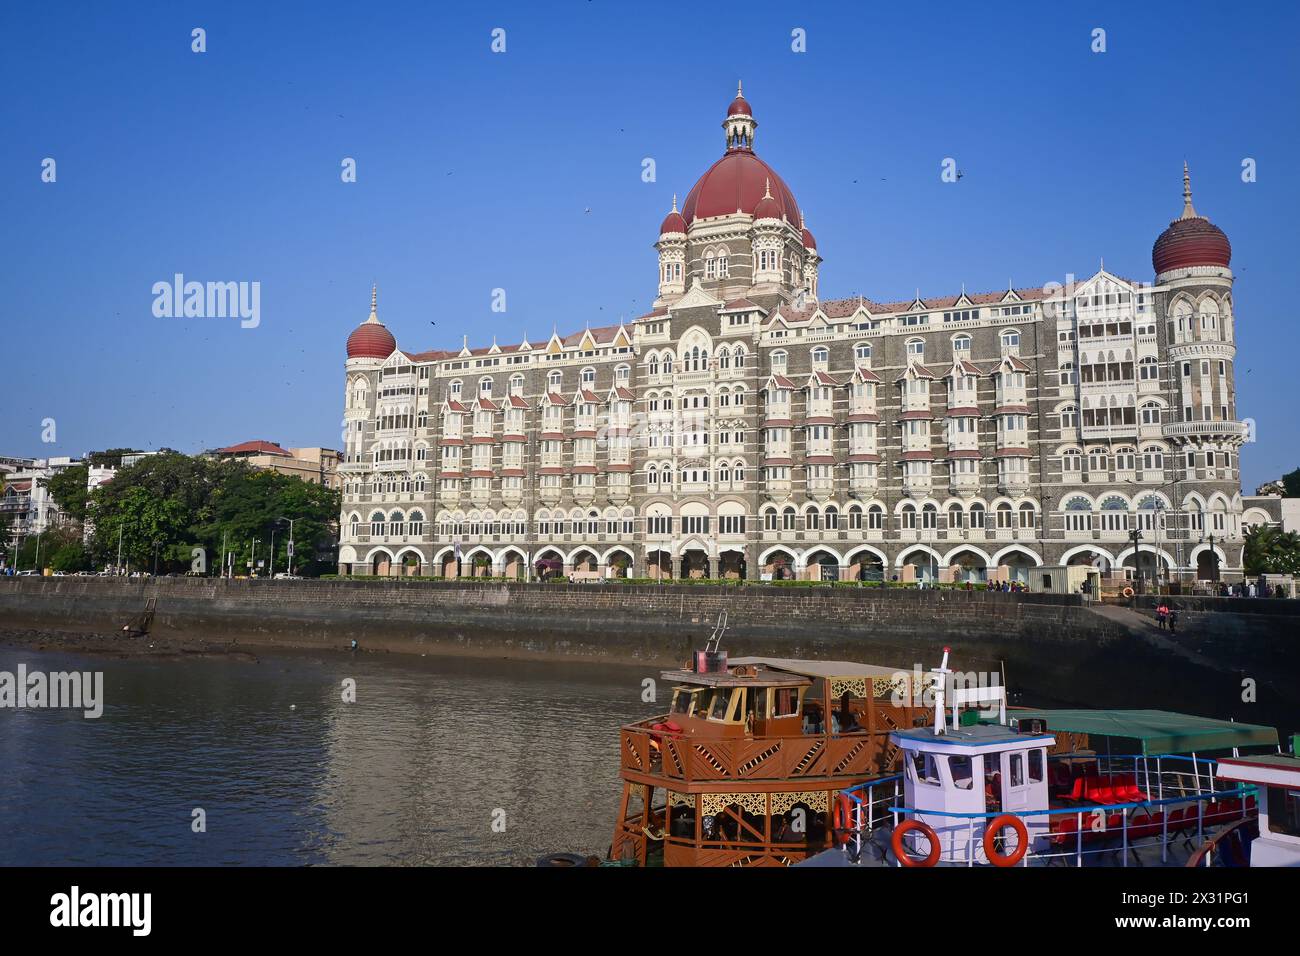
645;549;672;580
760;547;796;581
898;547;939;584
805;548;841;582
946;548;988;584
718;549;746;580
680;549;710;580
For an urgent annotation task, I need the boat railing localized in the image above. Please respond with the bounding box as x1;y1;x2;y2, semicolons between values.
840;754;1260;867
620;719;904;783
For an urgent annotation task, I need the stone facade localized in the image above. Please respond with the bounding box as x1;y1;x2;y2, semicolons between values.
337;91;1247;585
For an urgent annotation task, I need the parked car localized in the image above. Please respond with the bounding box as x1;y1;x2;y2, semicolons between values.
273;573;303;580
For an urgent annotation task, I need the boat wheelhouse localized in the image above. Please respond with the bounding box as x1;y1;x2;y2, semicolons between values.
611;654;937;866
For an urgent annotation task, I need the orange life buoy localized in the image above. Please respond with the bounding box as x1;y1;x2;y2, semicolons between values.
984;814;1029;867
891;819;941;867
1122;587;1135;598
832;793;855;844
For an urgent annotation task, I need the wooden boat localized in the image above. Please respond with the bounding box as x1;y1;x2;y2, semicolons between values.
608;627;1089;867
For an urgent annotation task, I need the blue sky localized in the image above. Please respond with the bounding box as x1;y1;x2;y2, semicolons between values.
2;1;1297;490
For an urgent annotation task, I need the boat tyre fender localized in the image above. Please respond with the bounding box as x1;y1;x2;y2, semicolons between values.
984;814;1029;867
536;853;591;867
891;819;941;867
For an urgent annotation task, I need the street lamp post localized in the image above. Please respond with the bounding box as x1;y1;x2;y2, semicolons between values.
152;540;161;577
1129;527;1144;594
277;517;297;575
269;528;277;579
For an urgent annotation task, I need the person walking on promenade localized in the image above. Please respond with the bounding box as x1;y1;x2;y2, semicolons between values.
1168;608;1179;634
1156;603;1169;629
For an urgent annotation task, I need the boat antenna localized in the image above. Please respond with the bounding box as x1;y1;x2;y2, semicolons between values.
930;646;953;735
705;610;728;654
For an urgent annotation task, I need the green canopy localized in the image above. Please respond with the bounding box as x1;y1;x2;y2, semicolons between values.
1012;709;1278;756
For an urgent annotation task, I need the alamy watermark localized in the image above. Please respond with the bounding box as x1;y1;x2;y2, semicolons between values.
151;273;260;328
889;664;1001;718
0;664;104;719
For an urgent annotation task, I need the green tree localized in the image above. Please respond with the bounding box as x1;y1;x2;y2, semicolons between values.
50;540;92;573
1243;524;1300;576
42;464;90;523
1283;467;1300;499
85;451;340;576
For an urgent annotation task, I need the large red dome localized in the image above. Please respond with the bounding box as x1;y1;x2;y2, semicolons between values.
1152;217;1231;275
1151;164;1231;276
681;151;800;224
347;319;396;359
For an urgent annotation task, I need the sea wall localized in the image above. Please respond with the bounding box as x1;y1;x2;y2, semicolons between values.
1;577;1295;728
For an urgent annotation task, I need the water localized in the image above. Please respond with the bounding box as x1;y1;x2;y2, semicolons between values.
0;645;655;865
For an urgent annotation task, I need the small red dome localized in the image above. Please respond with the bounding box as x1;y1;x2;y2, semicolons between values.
347;321;396;360
1152;216;1231;276
801;226;817;250
727;94;752;117
659;208;687;234
753;192;782;221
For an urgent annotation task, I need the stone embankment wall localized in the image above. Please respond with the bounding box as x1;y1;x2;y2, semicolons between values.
0;578;1294;728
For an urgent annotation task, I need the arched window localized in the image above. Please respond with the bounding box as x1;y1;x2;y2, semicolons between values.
547;370;562;391
996;503;1014;529
1061;405;1079;429
782;507;797;531
771;350;788;371
901;504;917;529
371;511;387;536
811;346;829;368
408;511;425;536
825;506;839;530
922;504;938;529
906;338;925;359
854;342;872;362
581;366;596;386
1018;504;1035;529
867;505;884;530
1001;329;1020;351
948;505;964;529
1140;402;1162;426
969;503;986;529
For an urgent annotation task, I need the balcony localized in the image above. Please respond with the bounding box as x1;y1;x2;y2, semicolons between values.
1162;420;1248;441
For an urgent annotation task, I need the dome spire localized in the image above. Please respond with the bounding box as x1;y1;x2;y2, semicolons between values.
671;193;678;212
724;83;756;151
367;283;379;323
1180;161;1198;219
763;177;773;200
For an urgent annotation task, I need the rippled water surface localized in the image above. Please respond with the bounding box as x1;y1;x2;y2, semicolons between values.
0;646;654;865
